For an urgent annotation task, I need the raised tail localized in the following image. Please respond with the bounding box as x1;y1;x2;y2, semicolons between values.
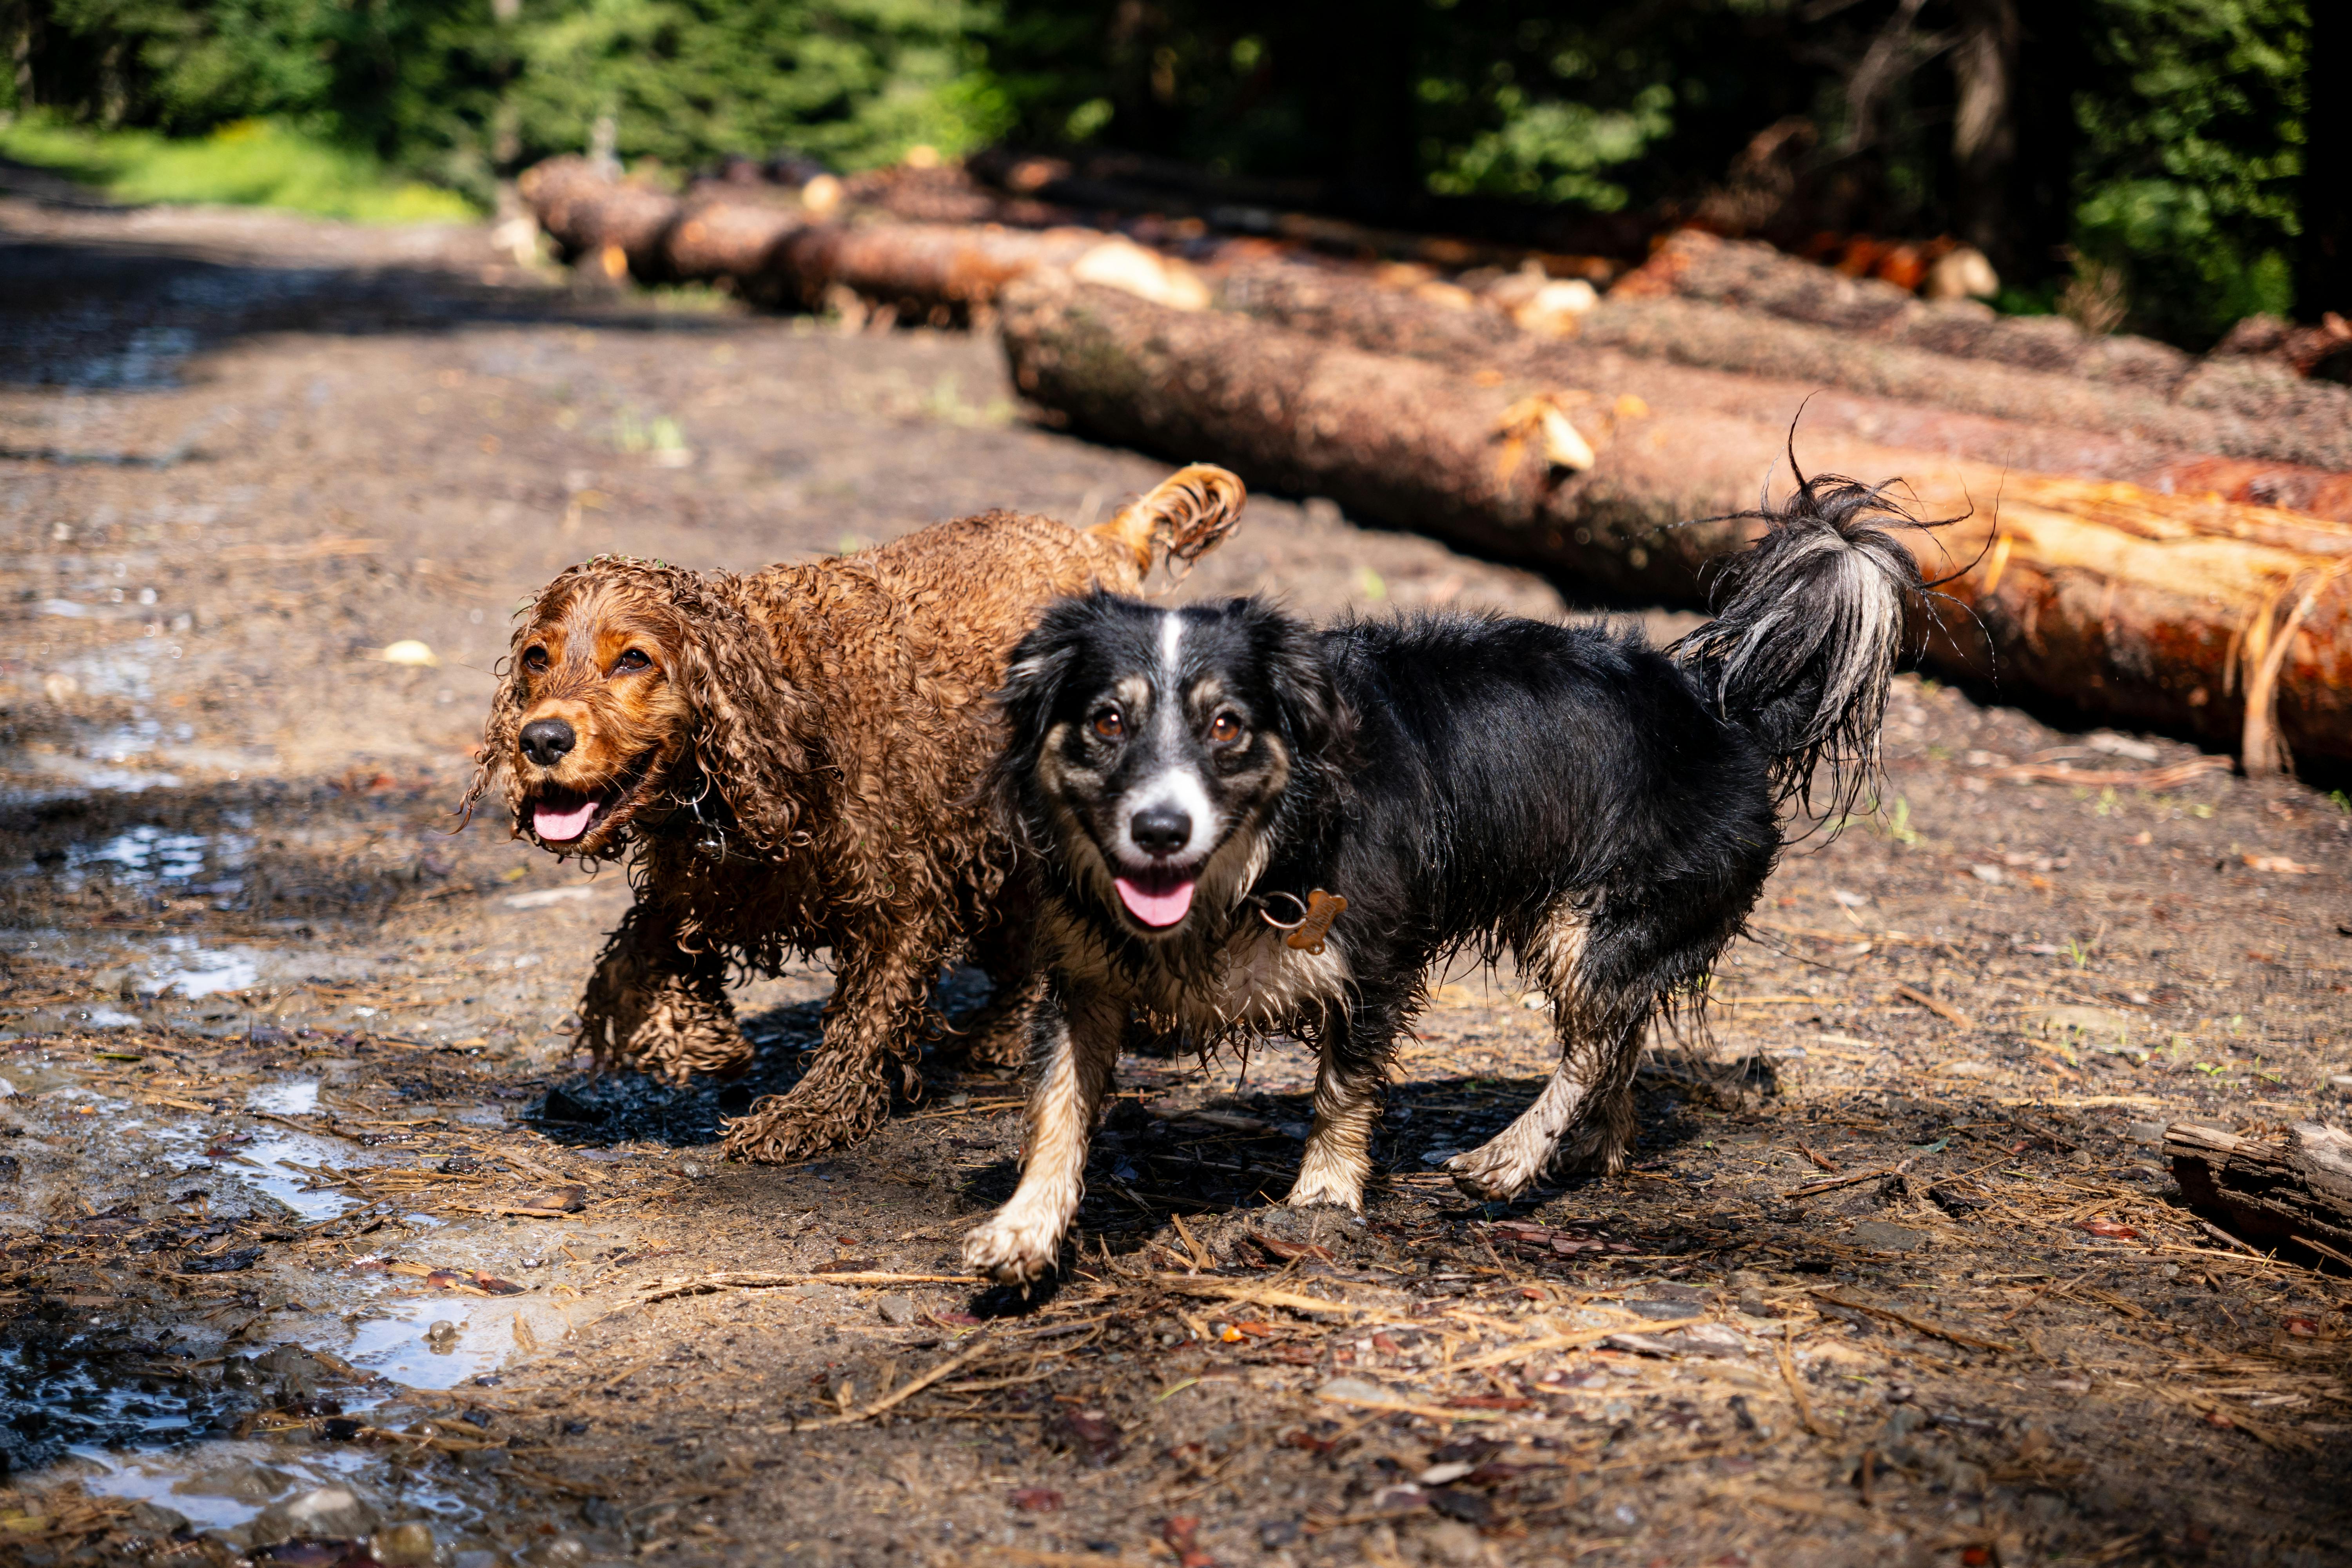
1670;467;1929;825
1089;463;1247;575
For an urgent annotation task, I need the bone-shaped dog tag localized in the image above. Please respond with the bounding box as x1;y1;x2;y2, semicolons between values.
1285;889;1347;954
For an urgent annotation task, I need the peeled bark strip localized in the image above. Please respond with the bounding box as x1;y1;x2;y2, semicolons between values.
2167;1122;2352;1261
1000;271;2352;764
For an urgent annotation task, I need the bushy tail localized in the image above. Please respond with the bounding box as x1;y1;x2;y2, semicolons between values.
1090;463;1247;575
1670;467;1929;826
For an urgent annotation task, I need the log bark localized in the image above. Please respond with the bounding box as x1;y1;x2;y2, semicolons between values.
1000;270;2352;765
521;155;1113;320
2166;1122;2352;1262
1218;256;2352;485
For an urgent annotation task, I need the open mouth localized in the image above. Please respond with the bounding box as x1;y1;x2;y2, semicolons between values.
529;787;616;845
1112;862;1199;928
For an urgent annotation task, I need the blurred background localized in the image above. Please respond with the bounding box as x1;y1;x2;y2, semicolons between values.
0;0;2338;350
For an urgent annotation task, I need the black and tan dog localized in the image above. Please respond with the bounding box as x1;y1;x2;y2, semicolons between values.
964;470;1928;1282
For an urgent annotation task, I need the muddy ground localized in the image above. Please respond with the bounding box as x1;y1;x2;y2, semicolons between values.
1;172;2348;1568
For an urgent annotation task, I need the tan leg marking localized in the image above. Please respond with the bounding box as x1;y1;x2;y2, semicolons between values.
1447;903;1601;1200
1289;1049;1381;1210
962;989;1123;1283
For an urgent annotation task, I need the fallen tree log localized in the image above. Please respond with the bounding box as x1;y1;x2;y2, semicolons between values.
2166;1122;2352;1264
519;159;2352;489
1218;256;2352;485
999;271;2352;766
521;155;1134;322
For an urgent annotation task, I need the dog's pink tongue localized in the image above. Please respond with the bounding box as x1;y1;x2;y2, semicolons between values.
1114;875;1196;927
534;798;599;842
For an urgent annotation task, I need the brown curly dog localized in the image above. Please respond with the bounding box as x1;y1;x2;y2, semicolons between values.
462;465;1245;1161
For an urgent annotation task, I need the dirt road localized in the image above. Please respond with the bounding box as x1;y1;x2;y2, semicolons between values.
2;180;2348;1568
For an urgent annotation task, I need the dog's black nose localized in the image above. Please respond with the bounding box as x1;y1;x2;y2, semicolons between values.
519;718;577;767
1130;805;1192;856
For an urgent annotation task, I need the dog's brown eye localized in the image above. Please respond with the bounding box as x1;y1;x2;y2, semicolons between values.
523;646;549;672
1208;711;1242;743
1091;708;1123;740
615;648;651;673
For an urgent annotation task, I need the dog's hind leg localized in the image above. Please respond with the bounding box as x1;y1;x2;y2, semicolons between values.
578;903;752;1086
1446;903;1650;1200
720;924;937;1161
964;986;1124;1283
938;917;1041;1073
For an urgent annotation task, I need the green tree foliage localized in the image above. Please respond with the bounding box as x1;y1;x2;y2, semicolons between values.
2071;0;2306;343
0;0;2326;337
0;0;1009;200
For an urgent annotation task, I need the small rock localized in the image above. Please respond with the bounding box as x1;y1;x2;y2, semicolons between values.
1315;1376;1408;1408
1259;1519;1303;1548
126;1500;190;1536
1656;1322;1753;1356
1849;1220;1927;1252
1042;1407;1123;1466
372;1523;442;1568
173;1461;295;1502
1423;1516;1490;1562
424;1320;461;1350
873;1292;916;1325
522;1535;590;1566
249;1483;376;1546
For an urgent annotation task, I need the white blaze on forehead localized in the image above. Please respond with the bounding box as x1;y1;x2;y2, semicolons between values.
1156;606;1189;749
1113;607;1217;863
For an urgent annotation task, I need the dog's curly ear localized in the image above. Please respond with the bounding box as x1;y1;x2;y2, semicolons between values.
459;614;536;834
666;572;815;855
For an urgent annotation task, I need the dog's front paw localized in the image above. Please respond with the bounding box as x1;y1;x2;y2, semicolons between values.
1283;1168;1365;1212
962;1209;1064;1285
1443;1143;1541;1202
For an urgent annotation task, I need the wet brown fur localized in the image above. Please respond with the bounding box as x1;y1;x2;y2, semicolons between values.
462;466;1245;1161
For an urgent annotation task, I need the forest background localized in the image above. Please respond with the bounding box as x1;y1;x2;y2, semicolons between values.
0;0;2339;350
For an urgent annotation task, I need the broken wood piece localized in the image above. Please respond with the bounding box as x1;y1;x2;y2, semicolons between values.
1808;1290;2016;1352
1892;983;1974;1030
635;1269;973;1302
2167;1121;2352;1262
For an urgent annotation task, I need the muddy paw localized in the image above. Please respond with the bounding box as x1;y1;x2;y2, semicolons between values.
1443;1147;1536;1202
1283;1171;1365;1212
962;1211;1062;1284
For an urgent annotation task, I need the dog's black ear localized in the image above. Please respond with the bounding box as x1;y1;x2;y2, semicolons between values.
1251;600;1352;779
991;595;1098;811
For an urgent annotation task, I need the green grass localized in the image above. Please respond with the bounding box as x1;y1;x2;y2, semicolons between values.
0;117;476;223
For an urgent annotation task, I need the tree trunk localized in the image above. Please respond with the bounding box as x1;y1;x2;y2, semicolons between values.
1000;271;2352;766
520;155;1112;320
2167;1122;2352;1263
1232;238;2352;478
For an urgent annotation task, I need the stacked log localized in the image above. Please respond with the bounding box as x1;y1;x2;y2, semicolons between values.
520;155;1113;321
519;156;2352;766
